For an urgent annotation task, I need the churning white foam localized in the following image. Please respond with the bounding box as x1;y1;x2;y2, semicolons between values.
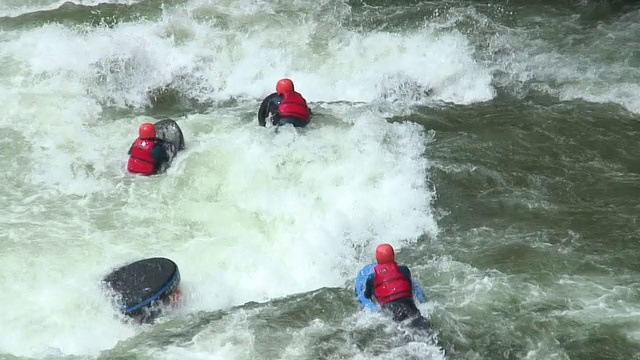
0;1;496;357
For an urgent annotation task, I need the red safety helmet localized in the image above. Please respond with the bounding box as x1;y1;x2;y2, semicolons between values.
276;78;294;94
376;243;395;264
138;123;156;139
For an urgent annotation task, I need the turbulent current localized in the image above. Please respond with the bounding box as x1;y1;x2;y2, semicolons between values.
0;0;639;359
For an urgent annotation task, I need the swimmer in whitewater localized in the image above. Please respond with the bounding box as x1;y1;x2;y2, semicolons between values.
363;243;432;330
258;78;312;128
127;120;184;175
127;122;172;176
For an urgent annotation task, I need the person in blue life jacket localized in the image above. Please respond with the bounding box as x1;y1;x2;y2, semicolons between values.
364;243;431;330
257;78;312;127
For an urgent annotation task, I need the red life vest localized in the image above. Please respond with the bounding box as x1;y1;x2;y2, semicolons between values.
373;262;412;305
127;138;157;175
277;91;310;122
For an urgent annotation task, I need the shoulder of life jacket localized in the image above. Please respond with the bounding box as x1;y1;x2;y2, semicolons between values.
277;92;310;121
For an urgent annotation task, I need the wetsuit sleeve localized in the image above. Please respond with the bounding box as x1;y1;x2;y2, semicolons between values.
399;266;413;286
364;273;375;299
151;142;169;163
400;265;427;303
258;92;278;126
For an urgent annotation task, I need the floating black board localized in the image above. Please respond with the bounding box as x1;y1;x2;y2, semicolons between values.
103;257;180;321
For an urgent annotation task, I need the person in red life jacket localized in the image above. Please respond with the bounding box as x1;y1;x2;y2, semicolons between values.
364;243;431;330
127;122;171;176
257;78;312;127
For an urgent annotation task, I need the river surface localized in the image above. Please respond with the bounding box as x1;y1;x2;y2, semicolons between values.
1;0;639;359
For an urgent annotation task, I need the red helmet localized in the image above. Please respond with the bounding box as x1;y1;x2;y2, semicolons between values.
276;78;294;94
376;243;395;264
138;123;156;139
